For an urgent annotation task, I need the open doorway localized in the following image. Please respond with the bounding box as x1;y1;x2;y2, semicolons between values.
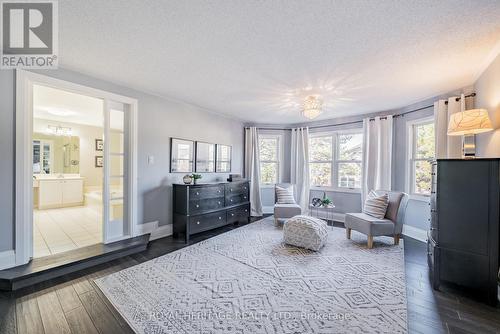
15;70;138;267
32;85;104;257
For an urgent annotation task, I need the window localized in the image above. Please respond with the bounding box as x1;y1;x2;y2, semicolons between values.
259;135;281;185
309;131;363;190
337;133;363;188
309;135;333;187
408;119;435;196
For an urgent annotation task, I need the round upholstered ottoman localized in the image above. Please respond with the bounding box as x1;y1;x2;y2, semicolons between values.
283;215;329;251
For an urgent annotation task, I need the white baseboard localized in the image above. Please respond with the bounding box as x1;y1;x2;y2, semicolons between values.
136;221;172;241
402;224;427;243
0;250;16;270
150;224;172;241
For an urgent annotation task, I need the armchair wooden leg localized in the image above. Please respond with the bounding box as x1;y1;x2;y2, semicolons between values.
346;228;351;239
394;234;400;245
367;236;373;249
274;218;279;226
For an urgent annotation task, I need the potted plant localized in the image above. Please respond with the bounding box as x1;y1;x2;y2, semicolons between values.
321;192;332;207
191;173;202;184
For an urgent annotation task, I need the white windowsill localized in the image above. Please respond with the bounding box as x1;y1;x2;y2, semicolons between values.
310;187;361;194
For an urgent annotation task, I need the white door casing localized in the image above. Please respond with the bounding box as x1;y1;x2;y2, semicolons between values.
14;69;138;268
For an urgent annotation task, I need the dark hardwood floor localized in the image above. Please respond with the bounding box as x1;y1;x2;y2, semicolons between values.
0;217;499;334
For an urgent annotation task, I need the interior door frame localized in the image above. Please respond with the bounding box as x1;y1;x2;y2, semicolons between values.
15;69;138;267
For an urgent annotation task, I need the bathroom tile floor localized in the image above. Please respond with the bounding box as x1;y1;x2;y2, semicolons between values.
34;206;103;258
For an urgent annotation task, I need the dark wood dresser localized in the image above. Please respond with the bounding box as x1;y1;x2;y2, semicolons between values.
428;158;499;305
173;180;250;243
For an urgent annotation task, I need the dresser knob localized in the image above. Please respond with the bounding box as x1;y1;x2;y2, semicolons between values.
230;189;233;192
218;190;221;193
230;199;233;202
231;213;234;216
196;221;200;225
196;204;199;208
244;196;247;199
218;216;222;220
245;209;248;212
196;192;199;195
244;187;247;190
218;201;221;205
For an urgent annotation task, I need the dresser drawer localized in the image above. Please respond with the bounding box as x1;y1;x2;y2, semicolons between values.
189;197;225;214
189;185;224;200
227;204;250;223
225;182;249;196
189;211;227;234
226;193;249;206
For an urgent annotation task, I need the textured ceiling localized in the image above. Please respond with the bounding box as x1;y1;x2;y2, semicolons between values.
58;0;500;124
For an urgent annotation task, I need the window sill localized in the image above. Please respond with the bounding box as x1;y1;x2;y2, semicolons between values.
408;194;430;202
310;187;361;194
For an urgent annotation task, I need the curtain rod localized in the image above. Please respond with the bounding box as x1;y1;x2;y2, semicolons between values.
246;93;476;131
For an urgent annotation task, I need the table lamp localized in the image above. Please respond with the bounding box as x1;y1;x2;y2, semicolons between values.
447;108;493;158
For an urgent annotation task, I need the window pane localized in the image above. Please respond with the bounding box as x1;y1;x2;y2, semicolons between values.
260;162;277;184
338;162;361;188
338;133;363;161
259;138;278;161
310;136;333;161
310;162;331;187
414;160;432;195
415;123;435;159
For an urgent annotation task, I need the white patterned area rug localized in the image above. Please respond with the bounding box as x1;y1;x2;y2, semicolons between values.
95;217;408;333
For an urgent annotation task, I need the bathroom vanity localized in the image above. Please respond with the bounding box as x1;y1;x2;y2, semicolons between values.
34;175;84;209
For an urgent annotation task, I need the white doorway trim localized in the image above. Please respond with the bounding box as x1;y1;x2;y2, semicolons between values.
15;69;138;267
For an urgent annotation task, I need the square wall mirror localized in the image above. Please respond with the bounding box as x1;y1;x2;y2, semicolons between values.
196;142;215;172
216;144;232;173
170;138;194;173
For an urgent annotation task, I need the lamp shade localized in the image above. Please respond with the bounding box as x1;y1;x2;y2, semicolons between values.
447;109;493;136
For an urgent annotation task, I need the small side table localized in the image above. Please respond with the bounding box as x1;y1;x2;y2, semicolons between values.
308;204;336;229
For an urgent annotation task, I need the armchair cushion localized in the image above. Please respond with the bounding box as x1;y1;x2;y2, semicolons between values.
363;191;389;219
274;204;302;219
276;185;296;204
345;213;395;236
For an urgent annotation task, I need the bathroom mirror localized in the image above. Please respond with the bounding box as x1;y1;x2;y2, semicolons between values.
195;142;215;172
33;133;80;174
216;144;232;173
170;138;194;173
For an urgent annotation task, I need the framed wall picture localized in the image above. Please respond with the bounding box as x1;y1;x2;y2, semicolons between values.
95;156;103;168
170;138;194;173
195;142;215;172
95;139;103;151
216;144;232;173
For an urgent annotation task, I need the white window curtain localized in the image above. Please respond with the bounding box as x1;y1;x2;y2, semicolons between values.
362;116;393;202
290;127;310;211
244;127;263;216
434;93;469;159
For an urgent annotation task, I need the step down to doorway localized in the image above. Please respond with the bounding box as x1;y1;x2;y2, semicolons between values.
0;234;150;291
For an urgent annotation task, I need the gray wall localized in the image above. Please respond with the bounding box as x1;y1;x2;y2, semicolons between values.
474;52;500;158
0;68;244;252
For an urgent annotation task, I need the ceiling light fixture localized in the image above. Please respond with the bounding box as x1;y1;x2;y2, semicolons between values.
302;95;323;119
47;125;73;136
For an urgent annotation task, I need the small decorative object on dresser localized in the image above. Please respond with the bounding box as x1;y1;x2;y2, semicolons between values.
173;180;250;243
182;174;192;184
191;173;202;184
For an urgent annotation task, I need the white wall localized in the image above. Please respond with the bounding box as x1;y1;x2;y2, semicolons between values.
0;68;244;252
475;52;500;157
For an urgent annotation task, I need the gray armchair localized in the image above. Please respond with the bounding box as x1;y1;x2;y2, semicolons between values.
273;183;302;226
345;190;407;248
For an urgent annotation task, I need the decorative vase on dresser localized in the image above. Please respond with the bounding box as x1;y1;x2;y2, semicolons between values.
173;180;250;243
428;158;499;306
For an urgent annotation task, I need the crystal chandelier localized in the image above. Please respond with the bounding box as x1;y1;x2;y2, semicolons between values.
302;95;323;119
